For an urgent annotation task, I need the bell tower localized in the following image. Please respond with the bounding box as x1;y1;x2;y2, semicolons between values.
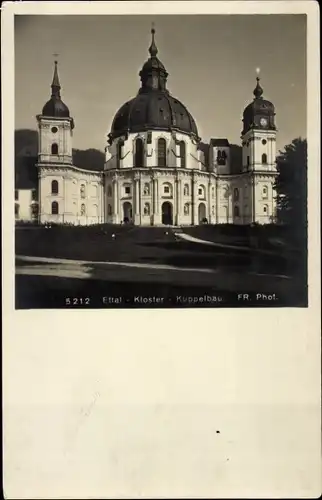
241;75;278;224
36;60;74;166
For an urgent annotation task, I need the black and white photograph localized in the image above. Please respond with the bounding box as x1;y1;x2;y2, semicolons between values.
2;2;321;499
13;11;309;309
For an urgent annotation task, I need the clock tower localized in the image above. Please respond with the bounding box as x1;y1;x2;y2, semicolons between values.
241;76;278;224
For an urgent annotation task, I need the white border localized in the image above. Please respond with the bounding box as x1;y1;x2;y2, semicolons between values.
2;2;321;499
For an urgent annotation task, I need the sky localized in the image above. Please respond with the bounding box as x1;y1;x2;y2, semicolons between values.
15;14;306;152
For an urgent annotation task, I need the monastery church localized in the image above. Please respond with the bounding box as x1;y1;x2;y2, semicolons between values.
15;28;278;226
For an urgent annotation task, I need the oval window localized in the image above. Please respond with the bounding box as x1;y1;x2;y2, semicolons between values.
51;126;58;133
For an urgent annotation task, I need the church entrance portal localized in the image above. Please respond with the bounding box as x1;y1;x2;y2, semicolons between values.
198;203;206;223
123;202;132;223
162;202;173;225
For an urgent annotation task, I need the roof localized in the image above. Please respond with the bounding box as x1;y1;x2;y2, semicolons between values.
210;138;230;147
110;91;198;140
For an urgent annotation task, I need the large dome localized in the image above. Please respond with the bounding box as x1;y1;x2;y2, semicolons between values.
109;28;199;141
111;91;198;139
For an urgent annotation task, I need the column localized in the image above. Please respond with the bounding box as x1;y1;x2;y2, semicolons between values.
192;178;198;225
152;177;161;225
208;181;212;223
175;178;182;225
134;177;140;225
113;179;118;223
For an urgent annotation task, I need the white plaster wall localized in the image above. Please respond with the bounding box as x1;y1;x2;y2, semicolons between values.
39;166;103;225
242;129;277;172
38;117;73;165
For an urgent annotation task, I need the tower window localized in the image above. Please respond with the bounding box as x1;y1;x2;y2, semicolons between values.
51;143;58;155
134;138;144;167
247;156;250;167
234;206;240;217
143;183;150;196
125;186;131;195
51;180;59;195
80;184;86;199
262;186;268;199
183;184;189;196
107;185;112;197
51;201;59;215
262;139;267;145
80;204;86;216
51;127;58;134
179;141;186;168
233;188;239;201
107;204;112;216
262;153;268;164
184;203;189;215
157;138;167;167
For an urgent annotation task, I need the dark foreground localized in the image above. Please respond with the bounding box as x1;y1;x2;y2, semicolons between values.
15;224;308;309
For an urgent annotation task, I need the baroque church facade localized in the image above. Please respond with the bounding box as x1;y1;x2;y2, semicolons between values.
17;28;278;226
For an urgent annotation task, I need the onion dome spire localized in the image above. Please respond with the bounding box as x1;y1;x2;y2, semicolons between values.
149;25;158;57
253;76;264;99
51;60;61;98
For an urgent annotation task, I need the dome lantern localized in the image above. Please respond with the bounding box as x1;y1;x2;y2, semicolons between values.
109;27;199;141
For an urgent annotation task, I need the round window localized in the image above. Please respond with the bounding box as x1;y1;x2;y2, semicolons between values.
262;139;267;145
51;127;58;133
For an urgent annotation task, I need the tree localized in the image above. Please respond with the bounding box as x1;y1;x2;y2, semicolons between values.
274;137;307;246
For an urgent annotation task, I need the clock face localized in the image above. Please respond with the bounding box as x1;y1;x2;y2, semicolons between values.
260;117;268;127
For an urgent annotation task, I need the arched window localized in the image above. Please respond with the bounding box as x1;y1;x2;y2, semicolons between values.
51;201;59;215
15;203;19;218
157;138;167;167
179;141;186;168
183;184;189;196
143;203;150;216
198;185;206;199
184;203;190;215
211;205;215;215
107;185;112;197
107;204;112;215
51;180;58;195
234;205;240;217
143;183;150;196
233;188;239;201
80;204;86;216
134;138;144;167
263;205;269;215
80;184;86;199
51;143;58;155
262;153;268;164
262;186;268;199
